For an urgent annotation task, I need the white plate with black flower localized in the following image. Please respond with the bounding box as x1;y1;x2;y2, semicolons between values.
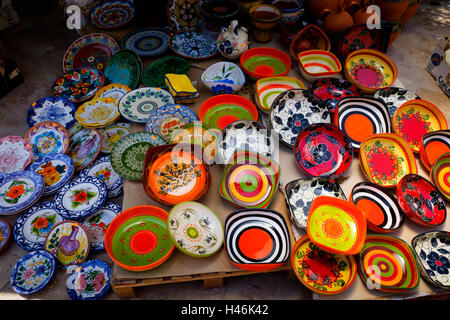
374;86;421;118
66;259;111;300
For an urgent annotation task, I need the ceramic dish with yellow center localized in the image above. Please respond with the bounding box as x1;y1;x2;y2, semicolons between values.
75;97;120;128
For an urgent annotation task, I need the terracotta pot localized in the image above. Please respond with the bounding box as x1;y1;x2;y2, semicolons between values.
345;0;362;15
352;0;375;25
401;0;419;27
323;0;354;34
386;20;402;47
308;0;340;20
375;0;409;22
249;4;281;43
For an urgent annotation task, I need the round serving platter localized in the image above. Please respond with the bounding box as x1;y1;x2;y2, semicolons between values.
27;96;76;129
121;27;171;58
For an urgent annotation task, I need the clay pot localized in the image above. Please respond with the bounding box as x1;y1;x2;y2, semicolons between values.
353;0;375;25
249;4;281;43
323;0;354;34
375;0;409;22
345;0;362;15
308;0;340;21
386;20;402;47
401;0;420;27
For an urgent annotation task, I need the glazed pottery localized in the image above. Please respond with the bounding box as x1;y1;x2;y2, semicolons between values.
411;231;450;290
24;121;70;161
121;28;170;57
10;250;56;294
66;259;111;300
89;0;135;29
224;208;291;271
240;47;291;79
289;24;331;62
201;0;240;30
110;132;166;181
351;181;404;233
298;50;342;83
167;0;202;31
374;86;421;118
94;83;131;101
335;96;391;149
270;89;331;148
294;123;354;179
142;56;190;89
0;136;33;173
75;97;120;129
201;61;246;94
103;49;143;90
323;0;354;34
393;99;448;153
27;96;76;130
357;234;420;292
396;173;446;227
374;0;409;22
352;0;375;25
169;30;218;60
308;0;339;20
359;133;417;188
285;177;346;230
67;121;83;137
217;20;249;60
99;122;130;154
431;152;450;201
307;196;367;255
249;4;281;43
337;23;382;61
272;0;304;25
255;76;305;113
401;0;420;27
419;130;450;171
67;128;102;171
168;201;224;258
0;218;11;254
104;205;175;271
291;235;357;295
165;73;198;97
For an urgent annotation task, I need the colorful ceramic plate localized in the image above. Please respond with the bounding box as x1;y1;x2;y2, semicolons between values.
360;133;418;188
289;24;331;62
104;205;175;272
13;201;64;251
307;196;367;256
94;83;131;101
89;0;135;29
75;97;120;128
396;173;446;227
54;176;108;221
168;201;223;258
411;231;450;290
335;97;391;149
285;177;346;230
27;96;76;129
431;152;450;201
420;130;450;171
121;27;171;57
224;208;290;271
337;24;382;61
67;128;102;171
358;235;420;292
0;136;33;174
169;30;218;60
99;122;130;154
103;49;143;90
66;259;111;300
142;56;190;89
10;250;56;294
240;47;291;80
0;218;11;254
110;132;166;181
374;86;421;118
291;235;357;295
393;99;448;153
167;0;202;31
270;89;331;148
201;61;246;95
24;121;70;160
298;50;342;83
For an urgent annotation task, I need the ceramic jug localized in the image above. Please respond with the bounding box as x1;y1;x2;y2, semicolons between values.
323;0;354;34
217;20;249;60
353;0;375;25
375;0;409;22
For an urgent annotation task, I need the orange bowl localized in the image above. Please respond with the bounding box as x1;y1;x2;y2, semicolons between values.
240;47;291;80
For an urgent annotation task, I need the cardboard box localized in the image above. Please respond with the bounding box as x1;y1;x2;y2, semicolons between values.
425;35;450;97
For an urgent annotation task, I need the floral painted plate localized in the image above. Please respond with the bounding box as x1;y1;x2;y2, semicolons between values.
66;259;111;300
393;99;448;153
89;0;135;29
291;235;357;295
431;152;450;201
75;97;120;129
168;201;223;258
374;86;421;118
167;0;202;31
141;56;190;89
67;128;102;171
121;27;171;58
103;49;143;90
337;24;382;61
360;133;418;188
10;250;56;294
99;122;130;154
27;96;76;129
169;30;218;60
0;218;11;254
0;136;33;174
270;89;330;148
54;176;108;221
420;130;450;171
24;121;70;161
13;201;64;251
94;83;131;101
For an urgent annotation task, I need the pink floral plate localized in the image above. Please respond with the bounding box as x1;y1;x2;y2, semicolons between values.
0;136;33;174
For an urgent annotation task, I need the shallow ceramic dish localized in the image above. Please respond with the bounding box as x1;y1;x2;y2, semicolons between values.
351;181;404;233
335;96;391;149
224;208;290;271
168;201;224;258
396;173;446;227
10;250;56;294
169;30;218;59
255;76;305;113
0;218;11;254
240;47;291;80
99;122;130;154
285;177;346;230
141;56;190;89
67;128;102;171
75;97;120;128
344;49;397;94
103;49;143;90
121;27;170;57
104;205;175;272
358;234;420;293
167;0;203;31
294;123;353;179
298;50;342;83
431;152;450;201
27;96;76;129
374;86;421;118
419;130;450;171
291;235;357;295
94;83;131;101
110;132;166;180
199;94;258;131
0;136;33;174
24;121;70;161
270;89;330;148
360;133;418;188
201;61;246;95
337;24;382;61
393;99;448;153
89;0;135;29
411;231;450;290
66;259;111;300
289;24;331;62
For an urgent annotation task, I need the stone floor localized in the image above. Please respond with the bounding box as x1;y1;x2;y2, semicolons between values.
0;2;449;300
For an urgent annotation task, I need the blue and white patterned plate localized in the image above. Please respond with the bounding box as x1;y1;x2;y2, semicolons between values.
66;259;111;300
169;30;218;59
27;96;76;129
53;176;108;220
121;27;171;57
13;201;64;251
0;218;11;253
10;250;56;295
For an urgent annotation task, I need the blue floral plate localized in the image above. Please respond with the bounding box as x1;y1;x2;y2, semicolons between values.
0;218;11;254
121;27;171;57
27;96;76;129
169;30;218;60
66;259;111;300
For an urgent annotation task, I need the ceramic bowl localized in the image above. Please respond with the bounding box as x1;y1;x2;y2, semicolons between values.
393;99;448;153
344;49;397;94
351;182;404;233
291;235;358;295
298;50;342;83
201;61;246;95
431;152;450;201
360;133;418;188
240;47;291;80
307;196;367;256
255;76;305;113
169;30;218;60
224;208;291;271
334;96;392;149
374;86;421;118
289;24;331;62
294;123;353;179
419;130;450;171
66;259;111;300
0;218;11;254
142;56;190;89
396;173;447;227
103;49;143;90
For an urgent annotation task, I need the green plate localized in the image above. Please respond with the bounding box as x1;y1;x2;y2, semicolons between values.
104;49;143;90
142;56;190;89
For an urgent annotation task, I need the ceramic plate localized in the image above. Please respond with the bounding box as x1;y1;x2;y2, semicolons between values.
292;235;357;295
27;153;74;196
142;56;190;89
94;83;131;101
68;121;83;137
89;0;135;29
99;122;130;154
66;259;111;300
103;49;143;90
167;0;202;31
270;89;330;148
0;170;45;215
79;201;121;252
337;24;382;61
13;201;64;251
10;250;56;294
121;27;171;57
431;152;450;201
0;136;33;173
75;97;120;128
24;121;70;160
0;218;11;254
168;201;223;258
27;96;76;129
335;97;391;149
67;128;102;171
169;30;218;60
240;47;291;80
285;177;346;230
420;130;450;171
62;33;119;73
360;133;418;188
411;231;450;290
110;132;166;180
374;86;421;118
54;176;108;220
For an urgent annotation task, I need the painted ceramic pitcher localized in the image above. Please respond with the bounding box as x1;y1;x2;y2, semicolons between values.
217;20;249;60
